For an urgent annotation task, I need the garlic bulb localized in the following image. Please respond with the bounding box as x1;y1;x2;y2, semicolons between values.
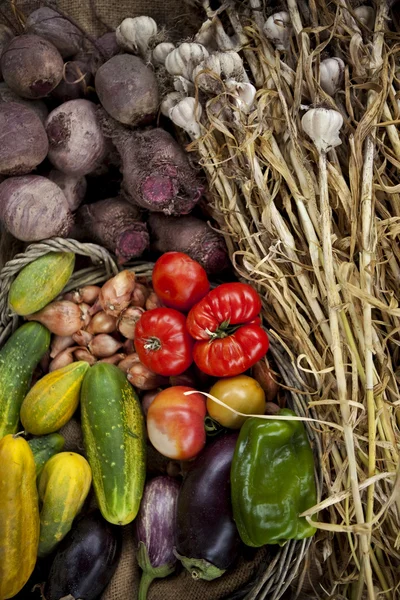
160;92;184;117
354;5;375;29
301;108;344;154
192;51;247;92
165;43;209;80
263;12;293;51
173;76;195;95
320;57;345;96
116;16;157;56
225;80;256;114
169;97;203;139
152;42;175;66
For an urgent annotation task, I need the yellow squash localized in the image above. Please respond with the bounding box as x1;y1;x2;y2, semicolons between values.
38;451;92;557
20;361;89;435
0;435;40;600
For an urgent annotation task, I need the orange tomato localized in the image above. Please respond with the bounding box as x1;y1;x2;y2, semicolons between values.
207;375;266;429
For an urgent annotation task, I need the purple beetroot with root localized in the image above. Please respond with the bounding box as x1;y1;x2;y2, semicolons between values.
110;126;203;216
135;476;180;600
77;197;149;263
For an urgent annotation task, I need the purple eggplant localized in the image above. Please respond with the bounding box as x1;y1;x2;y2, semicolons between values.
45;510;121;600
175;432;241;580
135;476;180;600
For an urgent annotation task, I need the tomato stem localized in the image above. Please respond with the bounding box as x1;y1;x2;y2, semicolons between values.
205;321;241;340
143;336;161;351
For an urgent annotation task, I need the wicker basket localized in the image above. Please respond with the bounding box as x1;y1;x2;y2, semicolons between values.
0;238;322;600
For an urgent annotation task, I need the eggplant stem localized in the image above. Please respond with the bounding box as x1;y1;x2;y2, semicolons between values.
138;572;155;600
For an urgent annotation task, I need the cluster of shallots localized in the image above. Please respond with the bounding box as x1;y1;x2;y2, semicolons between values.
27;270;171;391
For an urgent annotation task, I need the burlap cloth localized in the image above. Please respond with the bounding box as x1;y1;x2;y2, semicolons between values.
2;2;323;597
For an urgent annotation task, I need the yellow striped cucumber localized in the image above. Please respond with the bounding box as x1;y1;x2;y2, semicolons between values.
20;361;89;435
38;451;92;557
9;252;75;316
28;433;65;477
0;322;50;440
0;434;40;599
81;363;146;525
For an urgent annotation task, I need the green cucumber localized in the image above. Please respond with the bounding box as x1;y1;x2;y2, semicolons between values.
0;322;51;440
81;363;146;526
9;252;75;316
28;433;65;477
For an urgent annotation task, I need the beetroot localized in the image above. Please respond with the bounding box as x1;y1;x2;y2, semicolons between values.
108;126;203;215
46;99;107;176
48;170;86;211
52;60;93;103
26;7;83;58
1;34;64;99
148;213;229;275
0;25;14;81
0;82;48;122
96;32;120;61
77;197;149;263
95;54;159;126
0;175;73;241
0;102;48;175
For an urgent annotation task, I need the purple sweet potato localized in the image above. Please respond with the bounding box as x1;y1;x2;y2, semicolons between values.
52;60;93;103
26;7;83;58
77;197;149;263
0;102;48;175
48;170;86;211
46;99;107;176
95;54;159;126
1;34;64;99
0;175;73;241
0;82;48;122
148;213;229;275
108;126;203;215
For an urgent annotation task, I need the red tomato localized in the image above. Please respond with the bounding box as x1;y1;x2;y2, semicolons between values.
135;308;194;376
147;386;206;460
152;252;210;312
186;282;269;377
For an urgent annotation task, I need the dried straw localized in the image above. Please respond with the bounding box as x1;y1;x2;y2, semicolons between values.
166;0;400;597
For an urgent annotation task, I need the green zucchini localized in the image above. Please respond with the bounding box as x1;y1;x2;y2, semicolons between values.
0;322;51;440
28;433;65;477
9;252;75;316
81;363;146;525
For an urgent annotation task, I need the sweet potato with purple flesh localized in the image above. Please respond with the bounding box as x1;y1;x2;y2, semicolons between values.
1;34;64;99
46;99;107;176
110;127;203;215
52;60;93;103
77;197;149;263
0;175;73;241
95;54;159;126
26;7;83;58
0;82;48;122
48;170;86;211
0;102;48;175
148;213;230;275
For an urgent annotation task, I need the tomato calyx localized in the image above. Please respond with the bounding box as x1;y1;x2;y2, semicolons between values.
143;336;162;352
205;320;242;340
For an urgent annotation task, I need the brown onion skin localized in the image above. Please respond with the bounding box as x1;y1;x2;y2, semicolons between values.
145;292;162;311
252;360;279;402
49;347;77;372
118;353;140;374
72;330;93;346
131;283;149;308
1;34;64;99
98;352;126;365
117;306;145;339
86;311;117;335
26;300;83;336
97;270;136;317
127;363;168;391
50;335;74;358
88;334;123;358
74;347;97;365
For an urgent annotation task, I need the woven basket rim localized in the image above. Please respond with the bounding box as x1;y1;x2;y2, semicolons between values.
0;237;323;600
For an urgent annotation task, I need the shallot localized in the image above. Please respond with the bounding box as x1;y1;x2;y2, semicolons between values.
86;311;117;335
74;347;97;366
50;335;74;358
127;362;168;390
96;270;136;317
26;300;83;336
117;307;145;339
88;334;123;358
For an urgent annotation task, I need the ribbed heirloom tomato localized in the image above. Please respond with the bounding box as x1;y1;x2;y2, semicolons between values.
152;252;210;312
147;386;207;460
135;308;194;376
186;282;269;377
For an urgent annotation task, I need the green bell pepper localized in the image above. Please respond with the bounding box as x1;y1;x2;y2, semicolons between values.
231;408;317;546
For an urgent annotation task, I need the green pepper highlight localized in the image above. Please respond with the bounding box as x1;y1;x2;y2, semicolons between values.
231;408;317;547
